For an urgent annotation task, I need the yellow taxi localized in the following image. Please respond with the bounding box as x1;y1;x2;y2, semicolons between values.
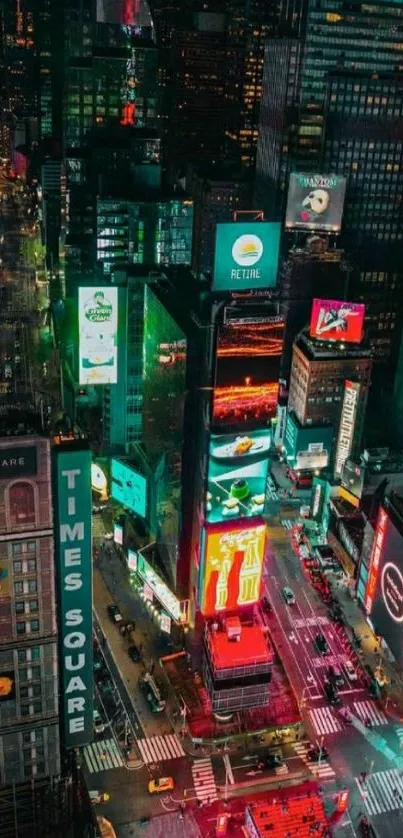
148;777;175;794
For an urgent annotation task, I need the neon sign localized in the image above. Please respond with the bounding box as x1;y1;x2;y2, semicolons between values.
364;507;388;614
120;46;138;126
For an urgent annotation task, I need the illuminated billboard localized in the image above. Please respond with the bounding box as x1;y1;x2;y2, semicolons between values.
213;222;281;292
137;554;185;623
284;413;334;471
285;173;346;232
52;444;93;748
206;430;270;524
341;459;364;500
114;523;123;545
213;314;284;429
364;507;403;665
111;458;147;519
334;381;360;477
200;520;266;616
0;670;15;702
143;287;187;575
78;287;118;385
310;299;365;343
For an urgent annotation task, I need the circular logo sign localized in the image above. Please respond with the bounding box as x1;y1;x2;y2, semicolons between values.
381;561;403;624
232;234;263;267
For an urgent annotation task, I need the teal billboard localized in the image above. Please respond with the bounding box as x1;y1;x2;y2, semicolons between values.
53;443;93;749
213;222;281;292
205;430;271;524
284;413;334;472
111;458;147;519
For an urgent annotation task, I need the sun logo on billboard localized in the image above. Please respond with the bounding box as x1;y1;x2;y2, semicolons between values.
232;234;263;268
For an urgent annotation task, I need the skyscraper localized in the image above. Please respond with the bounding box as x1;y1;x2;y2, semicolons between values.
255;0;403;435
0;416;60;785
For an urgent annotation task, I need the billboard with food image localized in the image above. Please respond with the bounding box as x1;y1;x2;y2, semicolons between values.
205;430;270;525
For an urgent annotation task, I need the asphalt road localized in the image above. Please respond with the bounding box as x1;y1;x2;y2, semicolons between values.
84;486;403;837
262;499;403;837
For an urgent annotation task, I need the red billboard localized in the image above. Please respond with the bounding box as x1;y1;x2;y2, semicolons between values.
200;520;266;616
310;299;365;343
364;506;403;665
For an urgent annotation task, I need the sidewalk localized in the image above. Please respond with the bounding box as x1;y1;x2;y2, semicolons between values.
322;536;403;706
93;561;172;737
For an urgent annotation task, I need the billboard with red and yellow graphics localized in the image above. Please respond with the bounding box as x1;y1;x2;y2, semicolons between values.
199;519;266;616
310;299;365;344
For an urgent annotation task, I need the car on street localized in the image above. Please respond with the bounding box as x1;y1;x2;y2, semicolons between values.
282;586;296;605
324;680;341;706
93;710;106;735
344;660;358;682
308;745;329;762
107;604;123;624
328;664;345;688
97;816;117;838
314;633;330;655
257;752;283;770
128;644;141;663
148;777;174;794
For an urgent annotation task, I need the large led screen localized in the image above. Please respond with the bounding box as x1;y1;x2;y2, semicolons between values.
283;413;334;472
213;222;281;292
142;288;187;575
364;507;403;665
310;299;365;343
285;173;346;232
78;287;118;385
213;314;284;429
111;458;147;518
200;520;266;616
206;430;270;525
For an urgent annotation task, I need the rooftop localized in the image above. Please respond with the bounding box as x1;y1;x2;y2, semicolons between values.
296;330;372;361
207;624;273;671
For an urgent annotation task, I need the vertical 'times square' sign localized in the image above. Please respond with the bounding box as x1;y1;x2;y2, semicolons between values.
53;443;93;748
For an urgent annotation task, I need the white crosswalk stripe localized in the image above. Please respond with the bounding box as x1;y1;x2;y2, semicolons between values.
83;737;124;773
308;706;342;736
358;768;403;815
281;519;294;530
352;701;388;727
192;757;217;803
136;734;186;764
293;742;336;780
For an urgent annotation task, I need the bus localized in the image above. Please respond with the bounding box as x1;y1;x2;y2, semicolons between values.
140;672;166;713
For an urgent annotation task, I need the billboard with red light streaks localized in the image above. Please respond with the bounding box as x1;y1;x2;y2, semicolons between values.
213;315;284;429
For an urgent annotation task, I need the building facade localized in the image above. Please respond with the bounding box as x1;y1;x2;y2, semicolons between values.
287;332;372;466
0;430;60;785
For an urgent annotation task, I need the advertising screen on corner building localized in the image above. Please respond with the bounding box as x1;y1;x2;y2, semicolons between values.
213;222;281;292
364;507;403;665
285;173;346;232
310;299;365;344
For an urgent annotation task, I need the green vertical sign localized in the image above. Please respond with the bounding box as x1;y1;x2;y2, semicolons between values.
53;443;93;749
